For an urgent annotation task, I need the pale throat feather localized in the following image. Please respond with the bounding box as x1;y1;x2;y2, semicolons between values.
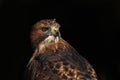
38;35;60;52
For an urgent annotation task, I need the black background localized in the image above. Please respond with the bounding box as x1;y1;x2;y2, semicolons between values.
1;0;120;80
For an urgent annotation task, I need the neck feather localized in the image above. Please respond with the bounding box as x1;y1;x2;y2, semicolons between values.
36;38;70;54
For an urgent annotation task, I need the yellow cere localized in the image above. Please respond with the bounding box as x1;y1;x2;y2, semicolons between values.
53;27;59;31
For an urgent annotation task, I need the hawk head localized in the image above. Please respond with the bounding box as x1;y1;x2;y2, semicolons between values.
31;19;61;50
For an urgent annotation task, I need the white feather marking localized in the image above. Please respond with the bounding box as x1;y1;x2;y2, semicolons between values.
38;35;60;52
44;35;55;43
55;37;59;43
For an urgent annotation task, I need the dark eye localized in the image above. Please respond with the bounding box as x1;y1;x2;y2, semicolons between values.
41;27;49;32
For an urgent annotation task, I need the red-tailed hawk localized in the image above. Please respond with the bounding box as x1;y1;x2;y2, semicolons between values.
25;19;97;80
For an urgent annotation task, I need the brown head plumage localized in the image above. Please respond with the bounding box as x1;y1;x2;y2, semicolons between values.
25;19;97;80
31;19;61;50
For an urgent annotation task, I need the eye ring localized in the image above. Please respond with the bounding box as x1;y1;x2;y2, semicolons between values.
41;27;49;32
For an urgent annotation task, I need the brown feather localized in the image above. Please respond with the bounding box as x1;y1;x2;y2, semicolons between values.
25;19;98;80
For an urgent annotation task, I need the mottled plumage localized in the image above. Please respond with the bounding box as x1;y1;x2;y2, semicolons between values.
25;19;97;80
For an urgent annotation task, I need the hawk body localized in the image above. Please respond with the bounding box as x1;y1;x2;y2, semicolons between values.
25;19;97;80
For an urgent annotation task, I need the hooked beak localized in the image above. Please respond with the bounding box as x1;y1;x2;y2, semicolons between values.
52;27;59;32
48;26;61;37
50;26;61;37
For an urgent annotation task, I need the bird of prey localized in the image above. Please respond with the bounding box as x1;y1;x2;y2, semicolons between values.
25;19;97;80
